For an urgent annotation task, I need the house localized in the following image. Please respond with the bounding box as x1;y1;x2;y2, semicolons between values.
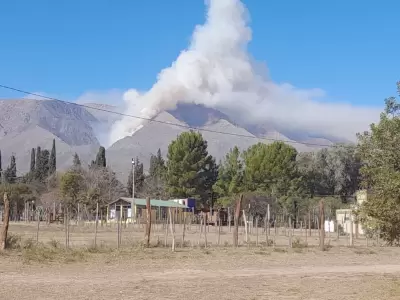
336;190;367;235
106;197;189;224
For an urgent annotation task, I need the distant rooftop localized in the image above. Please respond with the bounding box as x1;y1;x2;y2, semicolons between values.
109;197;188;208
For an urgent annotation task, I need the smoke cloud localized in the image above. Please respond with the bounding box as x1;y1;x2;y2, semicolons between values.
109;0;381;145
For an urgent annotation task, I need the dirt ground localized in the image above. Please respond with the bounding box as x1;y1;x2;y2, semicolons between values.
1;223;400;299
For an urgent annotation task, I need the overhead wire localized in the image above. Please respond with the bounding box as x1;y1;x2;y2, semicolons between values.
0;84;354;148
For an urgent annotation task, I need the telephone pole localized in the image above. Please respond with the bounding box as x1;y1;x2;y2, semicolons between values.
131;158;135;223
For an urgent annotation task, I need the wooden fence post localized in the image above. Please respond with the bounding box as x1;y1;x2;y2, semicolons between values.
145;197;151;247
0;192;10;251
233;194;243;247
319;200;325;251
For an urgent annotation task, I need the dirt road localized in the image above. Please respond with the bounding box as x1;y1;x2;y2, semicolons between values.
1;248;400;300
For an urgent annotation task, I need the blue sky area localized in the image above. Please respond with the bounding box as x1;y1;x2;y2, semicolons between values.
0;0;399;107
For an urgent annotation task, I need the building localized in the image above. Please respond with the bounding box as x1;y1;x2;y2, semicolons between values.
170;198;196;210
336;190;367;235
106;197;189;224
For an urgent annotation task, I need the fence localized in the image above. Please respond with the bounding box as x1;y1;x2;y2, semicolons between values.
1;200;381;250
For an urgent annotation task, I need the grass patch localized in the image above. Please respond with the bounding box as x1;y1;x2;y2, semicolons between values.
353;248;377;255
292;237;308;249
22;244;88;264
272;247;287;253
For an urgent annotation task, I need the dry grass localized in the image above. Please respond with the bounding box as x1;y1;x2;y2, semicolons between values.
1;222;400;299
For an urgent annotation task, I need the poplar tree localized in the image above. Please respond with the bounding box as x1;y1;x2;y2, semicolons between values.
49;139;56;175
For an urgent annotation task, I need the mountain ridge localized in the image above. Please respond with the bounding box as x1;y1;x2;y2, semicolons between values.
0;99;335;181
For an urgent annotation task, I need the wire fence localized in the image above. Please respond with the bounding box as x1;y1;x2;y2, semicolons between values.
2;201;382;250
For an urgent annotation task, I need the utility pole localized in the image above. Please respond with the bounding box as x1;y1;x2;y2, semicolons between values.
131;158;135;223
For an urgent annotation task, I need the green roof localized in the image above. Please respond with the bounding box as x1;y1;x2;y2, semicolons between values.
117;197;188;208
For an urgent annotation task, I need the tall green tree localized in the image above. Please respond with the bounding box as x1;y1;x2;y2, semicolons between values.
143;149;168;199
4;155;17;183
49;139;56;175
35;146;41;180
242;141;302;215
30;148;35;173
243;142;299;195
357;83;400;244
213;146;244;206
60;171;83;207
149;148;166;178
166;131;214;202
92;146;106;168
35;149;50;182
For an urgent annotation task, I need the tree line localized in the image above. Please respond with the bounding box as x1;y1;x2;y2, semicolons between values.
0;82;399;244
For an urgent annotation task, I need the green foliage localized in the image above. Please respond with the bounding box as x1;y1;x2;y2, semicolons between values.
213;146;244;206
243;142;299;197
297;145;361;200
166;131;215;202
357;83;400;245
149;148;166;179
92;146;106;168
127;157;145;197
4;155;17;183
143;149;168;199
33;147;50;182
49;139;56;175
60;171;83;206
0;183;37;218
30;148;35;173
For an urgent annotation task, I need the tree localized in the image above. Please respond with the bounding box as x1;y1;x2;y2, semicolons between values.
297;145;361;200
213;146;244;206
127;157;145;197
49;139;56;175
80;167;126;211
30;148;35;173
34;146;42;180
60;171;83;207
166;131;214;202
4;155;17;184
201;156;218;207
73;153;81;167
38;150;50;181
91;146;106;168
149;149;166;178
242;141;302;216
0;183;36;221
357;83;400;245
243;142;299;195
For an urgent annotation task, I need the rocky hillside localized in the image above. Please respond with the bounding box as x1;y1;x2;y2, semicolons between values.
0;99;334;181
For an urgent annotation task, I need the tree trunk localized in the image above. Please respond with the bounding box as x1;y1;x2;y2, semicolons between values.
0;192;10;250
233;194;243;247
145;197;151;247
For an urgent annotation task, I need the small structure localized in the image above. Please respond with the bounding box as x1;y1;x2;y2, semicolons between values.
170;198;196;210
336;190;367;235
106;197;188;224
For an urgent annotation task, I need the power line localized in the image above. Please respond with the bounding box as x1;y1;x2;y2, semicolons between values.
0;84;350;148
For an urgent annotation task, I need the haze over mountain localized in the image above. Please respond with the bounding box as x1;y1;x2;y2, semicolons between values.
0;98;339;181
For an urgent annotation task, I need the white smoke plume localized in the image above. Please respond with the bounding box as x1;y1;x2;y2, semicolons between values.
109;0;380;145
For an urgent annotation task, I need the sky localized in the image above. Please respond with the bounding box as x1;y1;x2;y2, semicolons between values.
0;0;399;140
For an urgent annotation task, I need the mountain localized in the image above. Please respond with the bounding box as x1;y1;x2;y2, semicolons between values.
0;99;335;182
0;99;100;173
